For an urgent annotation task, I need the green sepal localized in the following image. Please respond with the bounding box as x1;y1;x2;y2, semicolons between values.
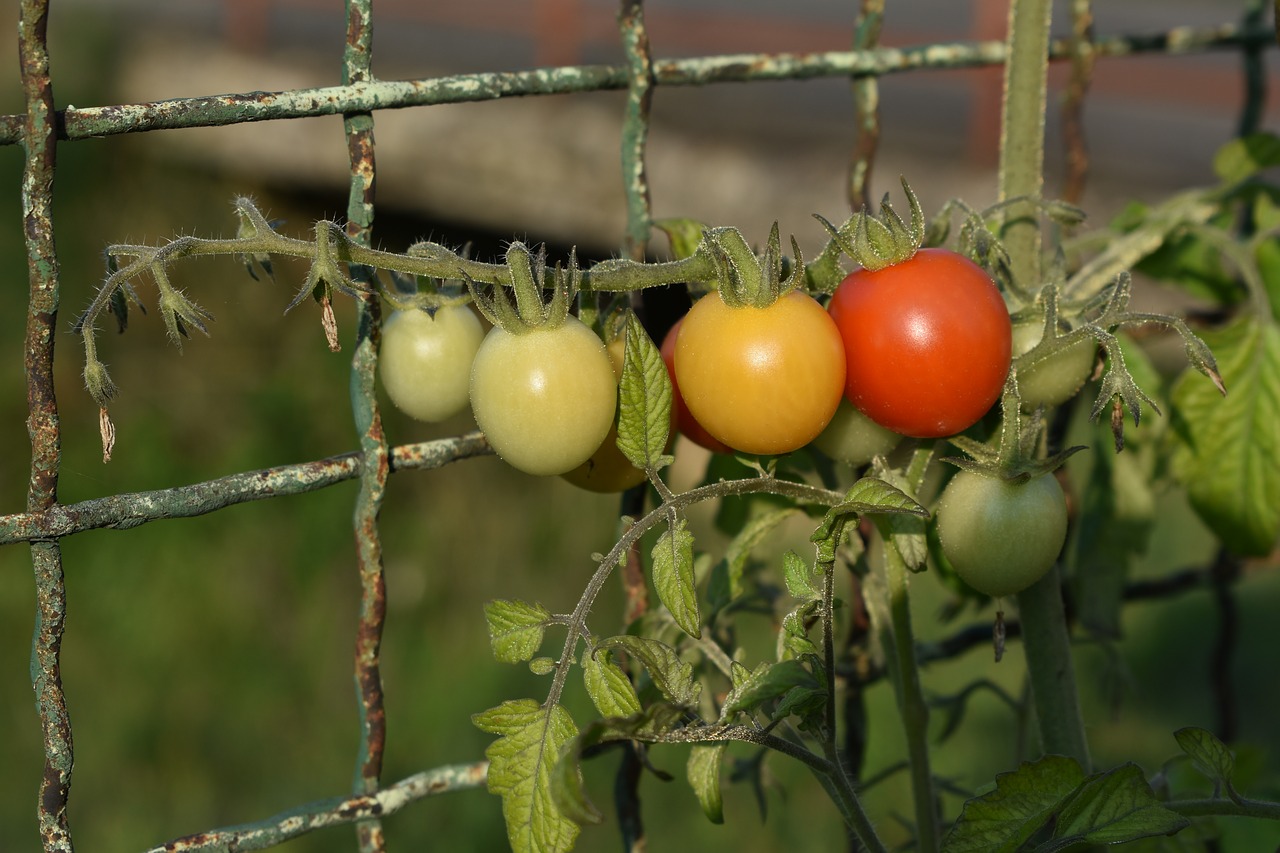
814;176;924;272
700;223;806;309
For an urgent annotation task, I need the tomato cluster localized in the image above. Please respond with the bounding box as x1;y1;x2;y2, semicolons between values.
379;246;1020;478
657;248;1013;455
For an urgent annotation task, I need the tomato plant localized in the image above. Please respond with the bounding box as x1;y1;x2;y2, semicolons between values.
673;290;845;455
379;304;485;423
828;249;1012;438
470;317;618;477
934;469;1069;598
658;318;732;454
1011;321;1097;409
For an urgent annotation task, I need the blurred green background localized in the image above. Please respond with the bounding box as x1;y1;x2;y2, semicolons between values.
3;2;1280;852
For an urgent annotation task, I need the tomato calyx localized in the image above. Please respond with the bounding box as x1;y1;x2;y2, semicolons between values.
465;242;577;334
945;373;1087;485
699;222;806;309
815;175;925;273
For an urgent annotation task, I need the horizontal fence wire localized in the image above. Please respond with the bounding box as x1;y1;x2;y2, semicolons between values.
0;22;1269;146
7;1;1276;850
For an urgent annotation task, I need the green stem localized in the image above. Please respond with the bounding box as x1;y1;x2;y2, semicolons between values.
881;537;940;852
998;0;1053;293
1167;797;1280;820
999;0;1092;773
814;514;885;852
1015;568;1091;768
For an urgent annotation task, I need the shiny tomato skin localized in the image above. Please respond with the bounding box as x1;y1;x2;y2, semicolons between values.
470;319;618;476
673;290;846;456
659;319;733;454
829;249;1012;438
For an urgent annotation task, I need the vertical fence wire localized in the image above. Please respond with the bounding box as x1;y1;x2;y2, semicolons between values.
1061;0;1094;205
615;4;655;848
19;1;73;850
341;1;389;851
848;0;884;212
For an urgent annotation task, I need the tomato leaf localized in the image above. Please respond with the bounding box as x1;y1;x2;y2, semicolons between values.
1171;315;1280;556
1212;132;1280;184
1174;727;1236;793
782;549;819;601
549;741;602;828
484;599;552;664
552;704;688;829
472;699;581;853
652;516;700;638
868;467;930;571
944;757;1189;853
1252;208;1280;325
617;313;674;471
687;744;727;824
583;648;642;719
828;475;929;520
943;755;1087;853
529;657;556;676
719;658;821;720
597;635;701;708
1047;763;1190;849
777;599;821;661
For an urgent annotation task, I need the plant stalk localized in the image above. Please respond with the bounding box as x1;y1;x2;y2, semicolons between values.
999;0;1092;772
881;537;940;851
1016;569;1091;768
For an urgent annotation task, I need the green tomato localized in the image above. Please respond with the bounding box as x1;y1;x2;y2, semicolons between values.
811;398;902;465
470;318;618;476
935;470;1068;598
379;304;484;423
1011;322;1097;409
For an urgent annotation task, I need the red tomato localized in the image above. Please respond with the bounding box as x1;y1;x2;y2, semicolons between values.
673;290;846;456
659;319;733;454
828;249;1011;438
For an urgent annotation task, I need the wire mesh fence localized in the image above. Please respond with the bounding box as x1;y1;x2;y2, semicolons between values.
4;0;1276;850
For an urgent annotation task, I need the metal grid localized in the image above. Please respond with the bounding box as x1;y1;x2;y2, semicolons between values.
3;0;1274;850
